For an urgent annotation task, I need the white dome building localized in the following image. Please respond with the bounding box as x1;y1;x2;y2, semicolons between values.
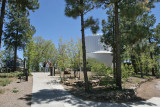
85;35;113;67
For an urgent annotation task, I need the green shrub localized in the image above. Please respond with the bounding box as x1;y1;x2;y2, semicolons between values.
100;77;116;87
156;66;160;78
122;64;134;81
91;62;111;76
86;58;98;71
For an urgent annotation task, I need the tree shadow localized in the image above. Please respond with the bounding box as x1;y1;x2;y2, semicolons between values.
19;94;32;106
19;88;157;107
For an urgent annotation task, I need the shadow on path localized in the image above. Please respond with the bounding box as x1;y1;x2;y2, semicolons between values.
19;89;157;107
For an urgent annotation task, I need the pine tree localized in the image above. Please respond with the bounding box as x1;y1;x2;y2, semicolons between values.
101;7;117;79
0;0;39;47
3;4;34;72
95;0;122;89
95;0;153;89
65;0;99;92
0;0;6;47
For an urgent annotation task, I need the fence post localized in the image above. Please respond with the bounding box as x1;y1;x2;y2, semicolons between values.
54;66;55;76
24;58;28;81
50;67;53;76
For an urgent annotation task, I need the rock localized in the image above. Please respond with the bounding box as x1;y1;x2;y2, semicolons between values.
64;81;70;86
64;68;71;74
90;79;100;86
75;78;78;80
72;83;77;86
66;78;70;81
74;81;84;87
129;86;136;89
109;74;113;78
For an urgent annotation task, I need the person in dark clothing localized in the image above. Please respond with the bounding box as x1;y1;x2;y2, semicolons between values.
49;61;53;67
43;62;46;72
49;61;53;75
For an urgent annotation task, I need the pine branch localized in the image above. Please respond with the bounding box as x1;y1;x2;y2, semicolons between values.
83;6;94;15
120;31;131;35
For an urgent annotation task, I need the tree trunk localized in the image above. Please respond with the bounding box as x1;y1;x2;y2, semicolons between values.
14;27;19;72
80;0;90;93
138;52;143;78
112;15;116;79
0;0;6;47
149;38;156;76
14;41;18;72
28;57;30;73
113;51;116;79
114;1;122;90
14;28;19;72
74;69;77;78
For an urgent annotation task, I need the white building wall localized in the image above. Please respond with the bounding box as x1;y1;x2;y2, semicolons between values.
85;35;113;67
85;35;111;53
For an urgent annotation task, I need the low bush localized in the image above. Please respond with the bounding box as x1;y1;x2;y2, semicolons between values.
91;62;111;76
122;64;134;81
156;67;160;78
100;77;117;89
12;88;19;93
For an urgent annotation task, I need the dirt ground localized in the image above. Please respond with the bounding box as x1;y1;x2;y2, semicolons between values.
0;77;33;107
136;79;160;99
62;71;159;102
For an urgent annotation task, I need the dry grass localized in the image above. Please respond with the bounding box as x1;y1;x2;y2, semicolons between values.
0;89;5;94
0;72;33;107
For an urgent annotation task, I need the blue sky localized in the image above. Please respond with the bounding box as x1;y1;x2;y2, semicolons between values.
28;0;106;43
5;0;160;59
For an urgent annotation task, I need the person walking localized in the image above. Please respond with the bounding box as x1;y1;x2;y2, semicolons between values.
49;61;53;75
46;62;49;72
43;62;46;72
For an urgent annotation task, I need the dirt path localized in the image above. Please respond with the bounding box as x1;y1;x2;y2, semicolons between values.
0;77;33;107
136;79;160;99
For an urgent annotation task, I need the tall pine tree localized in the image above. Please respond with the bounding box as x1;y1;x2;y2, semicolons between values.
0;0;39;47
3;4;35;72
95;0;152;89
65;0;99;92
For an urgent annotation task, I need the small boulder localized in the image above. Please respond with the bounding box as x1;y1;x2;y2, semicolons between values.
64;81;70;86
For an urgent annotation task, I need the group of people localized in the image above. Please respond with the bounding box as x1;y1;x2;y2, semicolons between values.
43;61;53;72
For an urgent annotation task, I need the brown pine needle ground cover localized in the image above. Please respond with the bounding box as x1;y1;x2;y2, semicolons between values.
61;71;158;102
0;73;33;107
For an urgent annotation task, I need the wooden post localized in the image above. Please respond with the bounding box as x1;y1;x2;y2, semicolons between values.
79;66;81;80
54;66;55;76
50;67;53;76
24;58;28;81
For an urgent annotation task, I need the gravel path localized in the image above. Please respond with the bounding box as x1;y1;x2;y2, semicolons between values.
31;72;160;107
